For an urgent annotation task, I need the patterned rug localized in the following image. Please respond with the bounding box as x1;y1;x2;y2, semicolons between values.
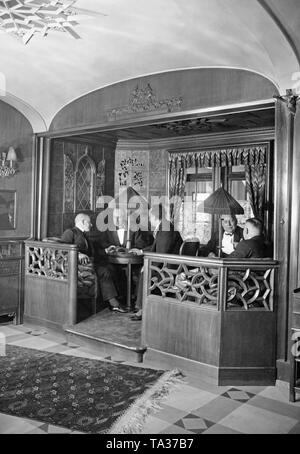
0;345;182;434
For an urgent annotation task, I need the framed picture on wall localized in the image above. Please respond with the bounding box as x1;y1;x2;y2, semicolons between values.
0;190;16;230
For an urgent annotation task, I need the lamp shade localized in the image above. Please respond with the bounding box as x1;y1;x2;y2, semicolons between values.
111;186;149;210
113;186;141;207
6;147;17;162
203;187;244;216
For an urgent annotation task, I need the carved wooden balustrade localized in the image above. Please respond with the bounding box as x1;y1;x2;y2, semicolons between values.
142;252;279;385
143;253;277;311
24;240;97;330
26;244;70;280
0;239;24;323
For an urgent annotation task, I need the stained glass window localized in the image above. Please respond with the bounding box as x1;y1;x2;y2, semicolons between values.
76;156;94;211
64;154;75;213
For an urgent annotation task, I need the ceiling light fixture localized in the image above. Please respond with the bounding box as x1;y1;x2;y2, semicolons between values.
0;0;81;44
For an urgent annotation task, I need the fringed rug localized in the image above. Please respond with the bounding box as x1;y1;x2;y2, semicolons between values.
0;345;182;434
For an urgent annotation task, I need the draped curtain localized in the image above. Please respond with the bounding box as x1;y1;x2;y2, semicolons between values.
168;144;268;222
245;165;266;221
168;155;188;223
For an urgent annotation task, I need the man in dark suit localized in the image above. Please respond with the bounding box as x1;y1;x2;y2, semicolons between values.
103;207;153;253
200;214;244;257
61;213;127;312
131;204;183;320
228;217;268;258
98;207;153;306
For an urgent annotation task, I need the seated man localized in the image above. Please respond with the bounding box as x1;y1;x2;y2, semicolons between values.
131;204;183;321
104;207;153;253
61;213;127;313
96;207;154;305
227;217;268;258
200;214;244;257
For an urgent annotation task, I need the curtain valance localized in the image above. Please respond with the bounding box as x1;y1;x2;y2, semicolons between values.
169;144;268;168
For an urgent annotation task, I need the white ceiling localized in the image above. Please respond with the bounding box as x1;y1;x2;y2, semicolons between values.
0;0;299;131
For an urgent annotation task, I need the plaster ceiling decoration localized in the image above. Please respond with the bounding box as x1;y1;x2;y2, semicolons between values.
0;0;83;44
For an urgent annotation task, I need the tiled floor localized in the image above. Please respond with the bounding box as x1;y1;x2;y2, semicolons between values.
0;322;300;434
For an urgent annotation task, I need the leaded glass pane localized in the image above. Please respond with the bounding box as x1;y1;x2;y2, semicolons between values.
76;158;92;211
64;154;74;213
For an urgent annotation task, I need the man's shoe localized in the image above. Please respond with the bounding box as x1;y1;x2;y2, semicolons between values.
130;314;142;321
107;297;127;313
109;305;127;313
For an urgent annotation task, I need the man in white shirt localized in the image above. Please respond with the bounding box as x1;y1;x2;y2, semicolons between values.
200;214;244;257
221;215;240;255
101;207;153;308
105;208;129;252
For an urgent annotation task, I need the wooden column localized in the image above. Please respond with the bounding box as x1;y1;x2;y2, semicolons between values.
30;135;39;239
34;136;51;240
274;91;300;377
41;138;51;239
291;112;300;288
68;247;78;325
36;136;44;240
288;103;300;385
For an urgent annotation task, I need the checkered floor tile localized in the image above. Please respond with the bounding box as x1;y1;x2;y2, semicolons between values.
221;388;256;402
1;322;300;434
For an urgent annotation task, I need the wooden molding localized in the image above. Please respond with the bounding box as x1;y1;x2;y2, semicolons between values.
39;100;275;139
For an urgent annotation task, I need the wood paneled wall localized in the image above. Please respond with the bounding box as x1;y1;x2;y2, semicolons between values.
0;100;33;239
47;139;116;237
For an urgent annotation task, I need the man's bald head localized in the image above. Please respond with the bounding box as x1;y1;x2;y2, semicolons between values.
75;213;91;232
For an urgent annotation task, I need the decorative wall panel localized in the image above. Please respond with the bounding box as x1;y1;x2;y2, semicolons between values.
115;149;149;199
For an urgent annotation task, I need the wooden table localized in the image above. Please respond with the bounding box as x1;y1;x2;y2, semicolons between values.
107;253;143;311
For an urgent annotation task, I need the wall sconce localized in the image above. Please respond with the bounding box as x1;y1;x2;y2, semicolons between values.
0;147;18;177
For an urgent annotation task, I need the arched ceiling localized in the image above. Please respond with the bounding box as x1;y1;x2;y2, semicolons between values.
0;0;299;131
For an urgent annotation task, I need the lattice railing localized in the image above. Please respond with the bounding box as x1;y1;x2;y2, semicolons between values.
149;261;219;307
226;267;274;310
144;253;278;311
25;241;97;300
26;245;69;281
